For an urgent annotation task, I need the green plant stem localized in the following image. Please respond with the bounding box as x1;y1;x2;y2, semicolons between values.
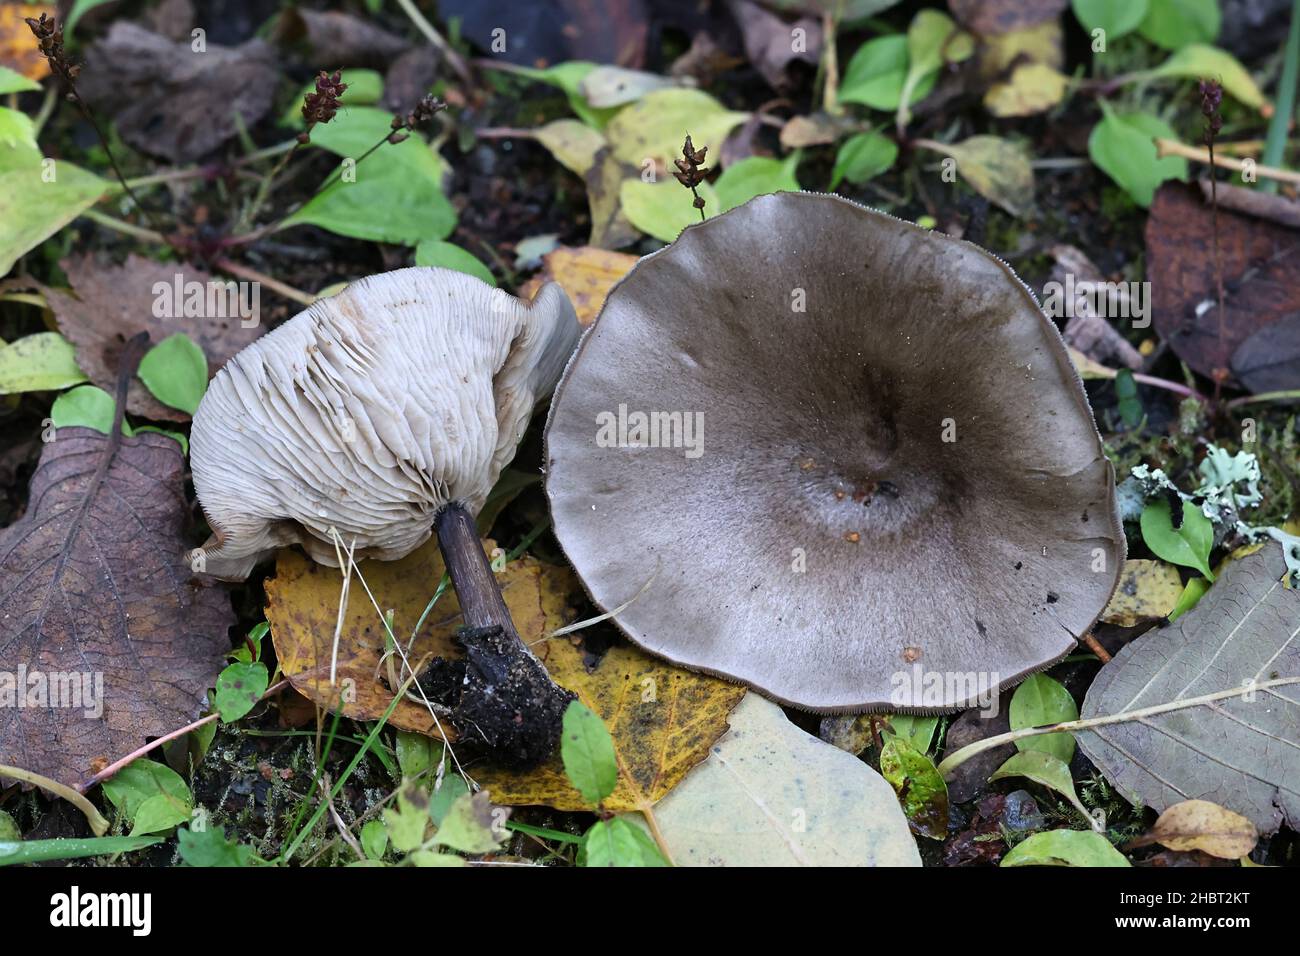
82;208;167;243
1260;0;1300;194
393;0;473;84
1227;389;1300;408
936;677;1300;778
0;765;110;834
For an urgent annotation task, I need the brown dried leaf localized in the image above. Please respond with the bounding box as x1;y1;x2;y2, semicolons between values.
474;637;747;812
273;9;410;69
1232;311;1300;393
518;245;638;327
1147;183;1300;381
0;428;232;789
264;541;571;740
43;255;264;422
1146;799;1258;859
80;22;278;163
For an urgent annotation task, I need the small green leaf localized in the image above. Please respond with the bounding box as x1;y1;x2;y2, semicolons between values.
102;759;193;826
0;332;88;393
177;826;257;867
1139;0;1220;49
713;154;801;212
230;621;268;664
509;61;620;129
1115;368;1143;427
830;131;898;188
839;35;937;111
395;730;441;781
1168;575;1211;620
137;333;208;415
1072;0;1150;38
1140;497;1215;580
1009;674;1078;763
1001;828;1130;866
50;385;132;436
619;176;718;243
560;700;619;806
428;775;470;826
604;89;748;171
1150;44;1265;110
432;791;507;854
881;714;939;754
0;65;42;95
583;817;668;867
383;784;432;853
879;738;949;839
532;118;606;178
214;661;269;723
130;791;193;837
1087;105;1187;207
360;819;389;860
414;240;496;286
0;146;109;278
0;107;36;150
899;10;958;126
65;0;119;38
991;750;1095;829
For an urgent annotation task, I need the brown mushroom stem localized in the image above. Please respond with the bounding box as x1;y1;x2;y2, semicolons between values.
421;501;574;768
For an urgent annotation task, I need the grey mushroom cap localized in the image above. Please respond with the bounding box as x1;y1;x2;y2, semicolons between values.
190;267;580;581
544;192;1125;713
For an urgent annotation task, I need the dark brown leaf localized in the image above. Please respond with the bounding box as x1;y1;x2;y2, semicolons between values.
0;428;231;789
726;0;821;92
80;22;278;163
43;255;264;422
1232;311;1300;393
948;0;1068;35
273;9;410;69
1147;183;1300;381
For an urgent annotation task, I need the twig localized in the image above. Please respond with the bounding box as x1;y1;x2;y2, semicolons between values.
392;0;473;85
1078;632;1112;663
211;256;315;306
1154;138;1300;185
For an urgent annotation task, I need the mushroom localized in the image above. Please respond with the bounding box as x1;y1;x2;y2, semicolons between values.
190;266;581;763
544;192;1125;713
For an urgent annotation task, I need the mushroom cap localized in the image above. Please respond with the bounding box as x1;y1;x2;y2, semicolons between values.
190;267;579;581
544;192;1125;713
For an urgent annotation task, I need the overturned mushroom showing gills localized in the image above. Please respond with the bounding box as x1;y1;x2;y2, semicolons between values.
190;267;580;764
545;192;1125;713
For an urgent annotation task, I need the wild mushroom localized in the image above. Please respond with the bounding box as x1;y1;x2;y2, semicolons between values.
544;192;1125;713
190;266;581;764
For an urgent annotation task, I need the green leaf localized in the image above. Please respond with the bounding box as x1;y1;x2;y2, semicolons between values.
1140;497;1215;580
1168;575;1210;620
281;70;384;127
214;661;268;722
0;66;42;95
137;333;208;414
605;89;748;170
0;811;17;841
51;384;132;435
619;176;718;243
1150;44;1265;109
879;738;949;839
0;107;36;150
102;759;193;827
230;621;268;664
583;817;668;866
284;107;456;245
0;834;161;865
360;819;389;860
714;154;801;212
414;240;496;286
831;131;898;188
510;61;621;129
882;714;939;753
65;0;118;37
1115;368;1143;427
899;10;957;126
839;35;937;111
1009;674;1078;762
1139;0;1220;49
429;775;470;826
131;791;193;837
1087;106;1187;207
990;750;1096;829
1001;828;1130;866
432;791;507;854
0;332;88;393
177;826;257;867
560;699;619;806
0;147;109;278
395;730;441;781
1072;0;1150;38
383;785;431;853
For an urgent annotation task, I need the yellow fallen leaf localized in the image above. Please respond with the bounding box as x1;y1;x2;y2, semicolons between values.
265;540;575;739
1101;559;1184;626
0;4;52;82
978;21;1064;79
1068;346;1115;380
533;119;606;179
518;245;638;327
1149;799;1258;860
474;637;747;813
984;63;1068;118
